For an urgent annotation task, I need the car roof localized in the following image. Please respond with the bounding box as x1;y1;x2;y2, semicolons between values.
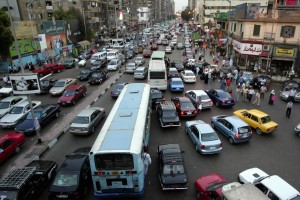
136;66;146;70
34;104;56;111
0;96;26;102
171;77;182;81
195;123;214;133
175;96;190;102
12;100;29;106
224;116;249;127
159;101;176;110
66;84;83;90
247;109;268;117
77;107;101;117
60;154;88;172
187;90;207;96
214;89;226;93
57;78;73;82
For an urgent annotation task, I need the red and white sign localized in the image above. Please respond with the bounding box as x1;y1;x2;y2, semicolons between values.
233;40;262;56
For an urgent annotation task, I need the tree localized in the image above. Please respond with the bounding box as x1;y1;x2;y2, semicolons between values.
181;7;193;22
0;8;14;58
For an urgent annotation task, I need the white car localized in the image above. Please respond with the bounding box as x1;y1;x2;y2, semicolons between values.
78;59;86;67
125;63;137;73
181;70;196;83
184;90;213;110
238;167;300;200
0;96;28;118
0;83;13;96
107;59;122;71
0;100;41;128
49;78;77;96
171;39;177;45
165;46;172;54
135;56;145;66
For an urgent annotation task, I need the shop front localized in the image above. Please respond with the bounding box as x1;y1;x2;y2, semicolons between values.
270;45;298;76
232;40;262;71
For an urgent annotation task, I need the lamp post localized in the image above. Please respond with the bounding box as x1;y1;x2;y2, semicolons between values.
226;0;231;58
266;0;277;74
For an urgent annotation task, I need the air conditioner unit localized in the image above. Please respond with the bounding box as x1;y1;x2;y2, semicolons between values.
263;45;270;51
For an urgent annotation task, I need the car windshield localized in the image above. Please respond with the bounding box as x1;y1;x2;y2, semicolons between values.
201;132;219;141
163;164;185;175
175;63;183;68
109;60;117;65
200;95;210;100
219;92;231;98
63;90;76;96
172;81;182;85
114;84;124;91
92;73;101;78
53;172;79;187
127;64;135;68
9;106;24;114
238;126;251;134
54;81;65;87
135;69;143;73
0;102;10;109
73;116;90;124
0;191;18;200
27;111;42;120
80;70;90;75
185;72;194;76
261;116;272;124
181;102;194;109
136;57;142;61
163;110;177;117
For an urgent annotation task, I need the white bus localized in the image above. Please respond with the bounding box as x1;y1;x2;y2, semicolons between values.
89;83;151;198
148;51;167;90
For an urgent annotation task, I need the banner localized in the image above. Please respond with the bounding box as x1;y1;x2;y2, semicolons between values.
246;3;260;19
43;20;65;35
235;3;247;19
45;34;67;50
9;73;41;95
273;46;297;58
9;38;41;59
233;40;262;56
14;21;38;39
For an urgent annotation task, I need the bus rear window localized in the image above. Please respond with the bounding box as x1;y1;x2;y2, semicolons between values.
94;154;134;170
150;72;165;79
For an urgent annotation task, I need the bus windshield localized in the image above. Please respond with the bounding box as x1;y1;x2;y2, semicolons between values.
94;154;134;170
150;71;165;79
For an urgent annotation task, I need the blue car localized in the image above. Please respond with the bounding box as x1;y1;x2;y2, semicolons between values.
211;115;253;144
205;89;236;107
169;77;184;92
15;104;61;135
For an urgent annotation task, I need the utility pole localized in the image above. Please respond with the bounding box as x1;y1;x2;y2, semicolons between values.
266;0;277;74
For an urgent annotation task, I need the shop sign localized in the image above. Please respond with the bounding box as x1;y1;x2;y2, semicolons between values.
273;47;297;58
233;40;262;56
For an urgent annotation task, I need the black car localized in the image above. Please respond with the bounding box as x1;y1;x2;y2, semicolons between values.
250;74;272;90
91;60;106;71
78;52;91;60
157;144;188;190
156;101;180;128
0;160;57;200
126;50;135;59
78;68;93;81
62;59;75;69
110;83;128;98
150;88;165;109
88;71;109;85
38;79;57;94
15;104;61;135
48;147;91;200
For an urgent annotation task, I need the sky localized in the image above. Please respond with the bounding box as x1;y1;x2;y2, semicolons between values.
174;0;188;12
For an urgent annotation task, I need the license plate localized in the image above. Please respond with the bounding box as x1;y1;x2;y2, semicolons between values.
112;171;119;175
56;194;68;198
187;112;191;114
169;123;173;125
227;101;231;103
210;147;216;150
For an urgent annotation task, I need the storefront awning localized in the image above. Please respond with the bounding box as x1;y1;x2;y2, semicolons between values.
78;40;91;48
272;57;295;61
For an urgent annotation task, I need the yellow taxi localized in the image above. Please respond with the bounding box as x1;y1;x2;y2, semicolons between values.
233;109;278;135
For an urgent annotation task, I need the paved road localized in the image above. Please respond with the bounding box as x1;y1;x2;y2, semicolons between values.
2;35;300;200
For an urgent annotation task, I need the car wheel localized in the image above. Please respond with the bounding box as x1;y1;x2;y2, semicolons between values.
256;128;262;135
55;112;59;118
229;137;234;144
9;92;13;96
195;144;199;152
211;122;215;128
57;69;61;73
15;147;20;154
196;191;202;200
99;79;102;84
83;92;87;97
216;101;220;107
72;100;76;105
91;126;95;134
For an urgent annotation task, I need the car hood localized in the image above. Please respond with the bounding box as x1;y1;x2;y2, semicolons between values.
58;95;74;102
70;123;88;128
15;119;35;131
0;113;23;123
0;108;9;117
280;91;290;97
0;88;13;93
239;167;269;184
161;173;188;185
50;87;65;93
108;64;117;67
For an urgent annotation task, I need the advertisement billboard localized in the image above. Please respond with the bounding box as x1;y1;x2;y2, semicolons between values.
233;40;262;56
14;21;38;39
235;3;247;19
246;3;260;19
9;73;41;95
9;38;41;59
45;34;67;50
43;20;65;35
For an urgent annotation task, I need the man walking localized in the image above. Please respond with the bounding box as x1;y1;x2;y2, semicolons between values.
286;100;293;118
143;152;152;175
252;90;261;106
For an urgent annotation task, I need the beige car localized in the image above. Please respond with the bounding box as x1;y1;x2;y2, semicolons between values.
49;78;77;96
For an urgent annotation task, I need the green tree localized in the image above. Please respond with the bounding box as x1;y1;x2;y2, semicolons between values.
0;8;14;58
181;7;193;22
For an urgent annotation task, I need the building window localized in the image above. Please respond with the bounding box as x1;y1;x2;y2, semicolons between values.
26;3;32;8
280;26;295;38
45;1;52;6
240;24;243;32
253;24;260;36
141;12;144;17
38;13;43;19
234;23;236;32
29;13;35;19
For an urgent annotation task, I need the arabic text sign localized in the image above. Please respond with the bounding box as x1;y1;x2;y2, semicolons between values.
233;40;262;56
43;20;65;35
274;47;296;58
14;21;38;39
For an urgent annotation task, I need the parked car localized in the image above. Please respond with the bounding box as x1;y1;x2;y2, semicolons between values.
157;144;188;190
38;79;57;94
62;59;75;69
48;147;91;200
181;70;196;83
125;63;137;73
0;96;28;118
168;67;180;79
107;58;122;71
250;74;271;90
171;97;198;118
126;50;135;59
143;49;152;57
280;80;299;101
0;160;58;199
78;59;86;67
57;84;87;106
77;68;93;81
238;167;300;200
0;101;41;128
233;109;278;135
295;123;300;136
165;46;172;53
185;120;222;154
0;83;13;96
151;44;158;50
69;107;105;135
90;60;106;71
78;52;91;60
135;56;145;66
211;115;253;144
88;71;109;85
177;43;184;49
15;104;61;135
110;83;127;98
184;90;213;111
239;71;253;85
194;174;228;200
150;88;165;109
156;101;180;127
161;39;169;46
49;78;77;96
33;63;65;77
205;89;236;107
134;66;148;79
156;39;162;45
0;132;26;164
169;77;184;92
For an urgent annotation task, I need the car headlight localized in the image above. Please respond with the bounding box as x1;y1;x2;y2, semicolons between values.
296;124;300;130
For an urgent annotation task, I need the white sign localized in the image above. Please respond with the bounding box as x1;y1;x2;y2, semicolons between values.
233;40;262;56
9;73;41;95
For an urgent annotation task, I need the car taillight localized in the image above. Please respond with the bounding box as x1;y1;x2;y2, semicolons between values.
201;145;205;149
180;111;184;115
222;100;225;104
126;171;137;174
193;110;198;114
250;131;253;135
234;133;240;138
95;171;105;175
220;143;223;147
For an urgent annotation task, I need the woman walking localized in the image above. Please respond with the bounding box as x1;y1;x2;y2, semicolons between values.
269;90;276;105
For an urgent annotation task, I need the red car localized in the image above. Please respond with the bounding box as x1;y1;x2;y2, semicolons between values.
143;49;152;58
57;84;87;106
195;174;228;200
151;44;158;50
0;132;26;164
33;63;65;77
171;97;198;118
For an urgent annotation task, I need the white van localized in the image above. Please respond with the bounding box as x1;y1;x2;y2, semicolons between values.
91;52;107;64
107;50;119;61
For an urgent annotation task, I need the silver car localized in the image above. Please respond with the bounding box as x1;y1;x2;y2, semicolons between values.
0;96;28;118
69;107;105;135
134;66;148;79
0;100;41;128
125;63;137;73
107;59;122;71
135;56;145;66
49;78;77;96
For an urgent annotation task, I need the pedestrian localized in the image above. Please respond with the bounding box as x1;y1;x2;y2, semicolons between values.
3;75;8;86
226;78;231;87
243;86;249;101
289;88;297;102
286;100;293;118
260;85;267;99
269;90;276;105
248;87;255;102
252;90;261;106
143;152;152;175
237;66;240;74
236;86;241;102
8;64;12;74
222;59;226;66
75;58;79;70
204;69;209;84
220;78;226;91
233;72;238;85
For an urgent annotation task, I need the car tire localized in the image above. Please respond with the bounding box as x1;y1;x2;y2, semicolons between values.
55;112;59;118
91;126;95;134
57;69;61;73
196;191;202;200
256;128;262;135
72;100;76;105
99;79;102;84
195;144;199;152
15;147;20;154
216;101;220;107
83;92;87;97
211;122;215;128
229;137;234;144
